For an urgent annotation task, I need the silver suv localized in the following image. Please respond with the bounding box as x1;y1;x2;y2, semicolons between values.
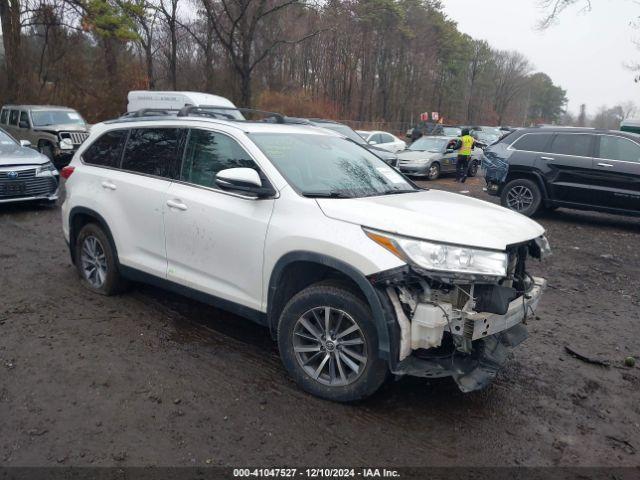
0;105;90;168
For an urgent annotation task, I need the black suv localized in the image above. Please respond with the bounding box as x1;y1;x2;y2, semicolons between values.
483;127;640;217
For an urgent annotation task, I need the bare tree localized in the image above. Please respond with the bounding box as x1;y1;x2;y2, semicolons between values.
0;0;24;100
199;0;320;105
492;50;532;125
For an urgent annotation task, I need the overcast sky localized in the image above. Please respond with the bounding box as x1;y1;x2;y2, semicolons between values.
442;0;639;116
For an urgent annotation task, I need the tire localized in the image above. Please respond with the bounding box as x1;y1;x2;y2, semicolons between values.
467;160;479;177
500;178;542;217
426;162;440;180
277;283;388;402
74;223;126;295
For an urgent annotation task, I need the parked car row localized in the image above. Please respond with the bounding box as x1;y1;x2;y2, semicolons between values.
54;91;550;402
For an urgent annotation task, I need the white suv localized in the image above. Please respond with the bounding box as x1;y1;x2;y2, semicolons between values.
61;106;549;401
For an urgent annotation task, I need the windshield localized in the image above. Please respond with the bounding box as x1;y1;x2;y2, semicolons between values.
31;110;85;127
409;137;448;152
442;127;462;136
317;123;367;146
250;133;416;198
0;129;16;145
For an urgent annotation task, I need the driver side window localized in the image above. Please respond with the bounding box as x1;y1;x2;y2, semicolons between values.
181;129;257;188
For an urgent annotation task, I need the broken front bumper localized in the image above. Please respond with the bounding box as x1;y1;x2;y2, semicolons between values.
390;277;547;392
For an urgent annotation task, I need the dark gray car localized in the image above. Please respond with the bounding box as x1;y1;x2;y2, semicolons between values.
0;128;60;205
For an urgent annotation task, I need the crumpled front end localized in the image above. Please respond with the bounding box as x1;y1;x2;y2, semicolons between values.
370;240;547;393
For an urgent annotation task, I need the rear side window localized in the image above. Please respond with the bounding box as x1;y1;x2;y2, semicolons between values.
8;110;19;126
122;128;184;178
181;129;257;188
83;130;128;168
0;109;8;124
549;134;593;157
19;111;29;128
511;133;552;152
598;136;640;163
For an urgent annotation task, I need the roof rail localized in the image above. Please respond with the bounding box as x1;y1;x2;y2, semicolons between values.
177;105;285;123
121;108;180;118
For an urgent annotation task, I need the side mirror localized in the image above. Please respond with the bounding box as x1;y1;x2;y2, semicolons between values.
19;120;29;129
445;148;454;154
19;139;31;147
369;140;378;145
215;167;275;197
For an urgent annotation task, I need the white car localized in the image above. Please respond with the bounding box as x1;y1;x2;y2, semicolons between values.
357;130;406;153
61;105;549;402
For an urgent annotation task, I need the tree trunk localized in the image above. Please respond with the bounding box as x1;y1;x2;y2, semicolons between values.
0;0;22;101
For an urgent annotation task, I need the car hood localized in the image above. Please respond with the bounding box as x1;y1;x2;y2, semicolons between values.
397;150;442;161
316;190;545;251
33;124;87;133
0;144;48;166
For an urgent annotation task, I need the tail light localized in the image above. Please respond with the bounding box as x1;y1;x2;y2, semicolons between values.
60;166;75;179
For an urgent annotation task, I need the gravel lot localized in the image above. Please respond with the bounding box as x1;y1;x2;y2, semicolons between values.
0;175;639;468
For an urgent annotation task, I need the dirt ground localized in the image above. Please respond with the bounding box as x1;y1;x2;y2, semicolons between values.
0;174;639;468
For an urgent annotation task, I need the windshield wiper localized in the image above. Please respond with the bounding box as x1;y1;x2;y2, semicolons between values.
301;191;353;198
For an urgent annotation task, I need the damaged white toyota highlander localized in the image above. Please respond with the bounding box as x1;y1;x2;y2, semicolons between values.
61;104;549;402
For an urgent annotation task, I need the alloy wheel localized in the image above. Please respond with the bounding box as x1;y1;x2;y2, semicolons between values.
292;306;367;387
506;185;534;211
80;235;108;288
428;165;439;180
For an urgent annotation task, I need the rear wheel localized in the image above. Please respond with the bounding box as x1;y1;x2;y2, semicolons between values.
277;283;388;402
501;178;542;217
75;223;126;295
427;162;440;180
467;160;479;177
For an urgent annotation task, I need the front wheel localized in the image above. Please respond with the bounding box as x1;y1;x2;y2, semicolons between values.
500;178;542;217
426;162;440;180
75;223;126;295
277;283;388;402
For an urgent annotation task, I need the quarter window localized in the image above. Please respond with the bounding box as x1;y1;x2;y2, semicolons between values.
511;133;552;152
122;128;184;178
0;109;8;124
8;110;19;126
549;134;592;157
181;129;257;188
83;130;128;168
598;136;640;163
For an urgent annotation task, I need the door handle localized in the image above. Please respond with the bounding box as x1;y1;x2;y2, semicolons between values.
540;156;554;161
597;163;614;168
101;181;116;190
166;199;188;211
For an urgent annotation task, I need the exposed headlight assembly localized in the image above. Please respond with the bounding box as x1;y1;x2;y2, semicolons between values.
365;228;508;279
36;162;58;176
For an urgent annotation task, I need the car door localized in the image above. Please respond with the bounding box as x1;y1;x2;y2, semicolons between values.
535;133;595;205
369;133;383;147
590;134;640;212
6;109;19;138
163;128;275;312
377;133;394;152
102;127;185;277
441;143;457;172
18;111;32;144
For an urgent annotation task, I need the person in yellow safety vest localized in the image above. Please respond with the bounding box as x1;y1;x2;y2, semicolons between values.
454;128;478;183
